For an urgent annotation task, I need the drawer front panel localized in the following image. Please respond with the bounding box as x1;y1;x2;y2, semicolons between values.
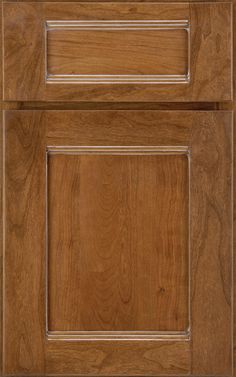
3;2;232;101
47;20;189;84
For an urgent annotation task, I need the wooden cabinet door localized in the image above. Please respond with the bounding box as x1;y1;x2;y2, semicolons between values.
3;110;232;376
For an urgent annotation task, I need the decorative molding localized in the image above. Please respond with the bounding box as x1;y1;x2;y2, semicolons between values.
47;146;190;155
45;20;190;84
47;330;190;341
46;20;190;30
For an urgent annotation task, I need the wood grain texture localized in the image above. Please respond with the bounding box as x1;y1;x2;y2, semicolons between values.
0;0;235;375
3;2;44;101
4;110;194;376
4;111;46;375
2;110;233;376
47;25;188;80
3;2;232;102
45;110;192;147
191;112;233;375
44;110;232;375
189;2;232;101
48;153;189;332
2;101;219;111
46;340;190;375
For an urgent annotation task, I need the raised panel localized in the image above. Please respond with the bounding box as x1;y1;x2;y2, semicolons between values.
47;149;189;336
46;21;189;84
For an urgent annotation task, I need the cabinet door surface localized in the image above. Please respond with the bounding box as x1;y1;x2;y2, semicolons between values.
3;2;232;102
3;110;232;376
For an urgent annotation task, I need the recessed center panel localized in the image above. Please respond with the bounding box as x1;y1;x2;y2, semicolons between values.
47;151;189;333
46;21;189;83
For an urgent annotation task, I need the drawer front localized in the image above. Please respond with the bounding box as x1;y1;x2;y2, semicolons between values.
3;2;232;102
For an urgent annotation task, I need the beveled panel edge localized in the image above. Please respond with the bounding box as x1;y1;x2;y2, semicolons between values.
46;20;190;29
46;145;190;155
46;330;190;341
45;20;190;85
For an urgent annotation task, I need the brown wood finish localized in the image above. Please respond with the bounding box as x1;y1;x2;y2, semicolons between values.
47;26;188;78
3;0;233;2
234;1;236;375
46;341;191;376
4;112;46;374
0;0;235;376
48;153;189;333
3;2;232;102
3;110;232;376
191;112;233;375
1;102;220;111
